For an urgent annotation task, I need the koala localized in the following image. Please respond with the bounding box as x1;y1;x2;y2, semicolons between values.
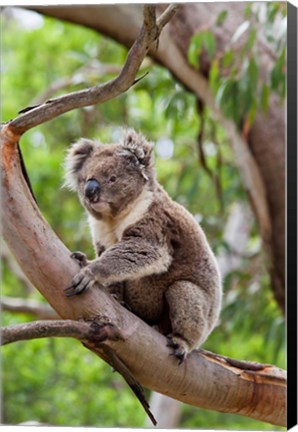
64;128;222;362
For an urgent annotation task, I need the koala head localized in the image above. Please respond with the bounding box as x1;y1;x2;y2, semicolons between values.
64;128;154;219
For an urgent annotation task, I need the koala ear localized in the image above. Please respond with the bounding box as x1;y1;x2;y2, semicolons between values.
63;138;96;190
121;128;153;167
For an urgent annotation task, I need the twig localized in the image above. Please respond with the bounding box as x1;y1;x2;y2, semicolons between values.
6;5;178;136
157;4;180;30
30;61;124;106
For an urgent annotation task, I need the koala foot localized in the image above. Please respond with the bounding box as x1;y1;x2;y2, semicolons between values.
70;251;89;268
167;334;190;365
64;266;95;297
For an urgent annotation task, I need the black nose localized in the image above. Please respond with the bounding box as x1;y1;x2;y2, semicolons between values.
84;179;100;201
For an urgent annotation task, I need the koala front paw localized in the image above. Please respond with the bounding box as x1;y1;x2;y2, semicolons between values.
64;266;96;297
70;251;89;268
167;334;190;364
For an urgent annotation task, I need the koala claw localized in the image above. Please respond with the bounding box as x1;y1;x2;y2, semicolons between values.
64;267;95;297
70;251;89;268
167;335;189;364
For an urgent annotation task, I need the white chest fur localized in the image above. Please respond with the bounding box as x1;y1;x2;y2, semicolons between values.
88;189;153;250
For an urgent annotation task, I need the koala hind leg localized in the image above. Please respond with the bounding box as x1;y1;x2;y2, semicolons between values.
165;281;213;363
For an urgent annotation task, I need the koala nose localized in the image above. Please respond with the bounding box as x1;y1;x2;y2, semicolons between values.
84;179;100;201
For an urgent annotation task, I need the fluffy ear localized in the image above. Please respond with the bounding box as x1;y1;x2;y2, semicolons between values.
63;138;96;190
121;128;153;167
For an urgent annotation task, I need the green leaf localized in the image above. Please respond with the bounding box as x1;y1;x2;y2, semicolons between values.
188;31;216;67
216;10;228;26
209;59;220;93
244;4;252;18
222;49;234;68
187;33;203;68
215;80;228;107
270;47;286;98
245;28;257;51
261;83;270;114
247;99;257;125
248;58;259;89
203;30;216;59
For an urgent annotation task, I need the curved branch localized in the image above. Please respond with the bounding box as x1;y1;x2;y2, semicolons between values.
0;116;286;428
6;5;178;136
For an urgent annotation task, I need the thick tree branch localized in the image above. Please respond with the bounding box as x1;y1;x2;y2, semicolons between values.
5;5;178;136
0;110;286;428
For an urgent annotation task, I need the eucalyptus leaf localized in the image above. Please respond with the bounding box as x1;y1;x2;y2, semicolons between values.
188;33;204;68
216;10;228;26
203;30;216;59
261;83;270;114
231;20;250;44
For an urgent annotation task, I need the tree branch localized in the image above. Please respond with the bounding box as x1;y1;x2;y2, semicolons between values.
5;5;178;137
1;319;97;345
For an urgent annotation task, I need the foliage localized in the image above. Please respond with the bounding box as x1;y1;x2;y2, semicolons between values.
2;6;285;429
188;2;286;127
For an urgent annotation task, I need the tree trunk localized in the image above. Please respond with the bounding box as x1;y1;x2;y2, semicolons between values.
30;3;285;313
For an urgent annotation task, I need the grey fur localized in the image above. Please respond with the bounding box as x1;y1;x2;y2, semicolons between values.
64;129;222;361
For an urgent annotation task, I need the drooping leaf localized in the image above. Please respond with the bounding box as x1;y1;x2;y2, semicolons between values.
203;30;216;59
261;83;270;114
245;28;257;51
222;49;234;68
188;32;204;68
248;58;259;90
209;59;220;93
216;10;228;26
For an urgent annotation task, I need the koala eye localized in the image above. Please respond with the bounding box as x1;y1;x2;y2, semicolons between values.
108;175;117;184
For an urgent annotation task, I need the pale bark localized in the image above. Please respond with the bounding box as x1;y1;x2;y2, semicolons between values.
29;3;285;312
0;125;286;427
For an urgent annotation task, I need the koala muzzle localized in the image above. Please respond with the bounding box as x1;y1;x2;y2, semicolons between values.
84;179;100;202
